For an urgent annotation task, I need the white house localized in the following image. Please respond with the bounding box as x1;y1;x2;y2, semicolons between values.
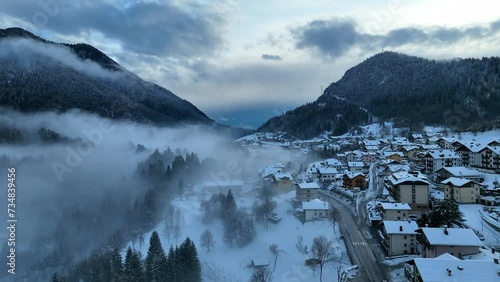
295;182;321;201
382;220;419;256
348;161;364;173
411;254;500;282
379;202;412;221
422;150;462;172
419;227;483;258
302;199;329;222
317;167;339;182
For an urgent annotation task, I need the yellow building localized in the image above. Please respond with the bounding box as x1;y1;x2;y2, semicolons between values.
441;177;481;204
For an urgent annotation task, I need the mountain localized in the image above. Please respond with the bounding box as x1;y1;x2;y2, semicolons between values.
0;27;213;125
259;52;500;139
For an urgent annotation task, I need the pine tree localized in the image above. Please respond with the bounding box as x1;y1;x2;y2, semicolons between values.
178;237;202;282
51;273;60;282
110;248;123;282
145;231;167;282
222;189;237;220
124;247;144;282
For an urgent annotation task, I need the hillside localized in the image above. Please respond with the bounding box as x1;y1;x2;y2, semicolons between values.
0;27;214;126
259;52;500;139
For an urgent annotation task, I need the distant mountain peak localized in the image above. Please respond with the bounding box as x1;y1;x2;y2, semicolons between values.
0;27;214;126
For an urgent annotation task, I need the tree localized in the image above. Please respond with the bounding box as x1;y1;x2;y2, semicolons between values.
200;229;216;252
223;210;256;248
253;184;277;230
110;248;123;282
428;199;464;227
269;244;280;272
310;235;336;282
124;247;144;282
222;189;237;220
296;235;307;255
177;237;202;282
145;231;167;282
52;273;60;282
328;206;338;233
249;267;273;282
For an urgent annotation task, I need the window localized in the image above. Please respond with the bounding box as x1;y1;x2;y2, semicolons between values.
404;236;407;239
404;243;407;247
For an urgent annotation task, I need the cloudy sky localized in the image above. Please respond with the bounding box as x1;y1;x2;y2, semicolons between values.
1;0;500;127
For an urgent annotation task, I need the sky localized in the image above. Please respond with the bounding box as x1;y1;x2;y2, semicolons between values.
1;0;500;128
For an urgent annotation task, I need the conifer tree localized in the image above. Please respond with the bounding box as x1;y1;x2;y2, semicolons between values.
124;247;144;282
110;248;123;282
145;231;167;282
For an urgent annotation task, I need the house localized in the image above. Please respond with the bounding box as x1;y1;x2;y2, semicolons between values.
478;146;500;171
437;137;458;150
317;167;339;182
270;173;294;193
435;167;484;183
400;146;420;159
348;161;364;173
323;158;343;170
385;164;410;175
454;142;485;167
337;151;358;163
379;202;412;221
441;177;482;204
361;152;377;165
382;220;419;256
384;152;404;162
250;258;270;268
426;136;439;145
418;227;483;258
302;199;329;222
409;254;500;282
387;172;429;212
260;163;285;178
343;172;367;190
295;182;321;201
421;150;462;172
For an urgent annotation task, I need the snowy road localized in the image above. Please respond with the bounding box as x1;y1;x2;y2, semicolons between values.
320;190;388;282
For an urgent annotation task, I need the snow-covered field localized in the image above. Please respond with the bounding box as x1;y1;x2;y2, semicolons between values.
126;190;350;282
460;204;500;248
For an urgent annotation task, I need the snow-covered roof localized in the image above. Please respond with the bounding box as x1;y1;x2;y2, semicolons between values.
318;167;339;174
456;142;486;153
386;164;410;173
343;172;365;179
302;199;329;210
348;161;364;167
380;202;411;211
296;182;320;190
383;220;418;234
251;258;270;267
413;256;500;282
384;152;404;157
388;172;429;185
441;177;479;187
273;173;293;180
324;158;343;166
437;167;482;177
482;146;500;155
425;149;461;159
421;228;483;247
420;144;440;150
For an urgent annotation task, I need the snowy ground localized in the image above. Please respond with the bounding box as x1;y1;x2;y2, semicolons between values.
459;204;500;248
125;190;351;282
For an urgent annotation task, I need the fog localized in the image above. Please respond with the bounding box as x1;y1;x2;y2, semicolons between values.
0;108;300;280
0;38;124;79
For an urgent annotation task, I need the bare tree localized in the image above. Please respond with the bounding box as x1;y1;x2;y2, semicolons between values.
310;235;336;282
173;224;181;243
248;267;273;282
200;229;216;252
328;206;338;234
295;235;307;255
269;244;279;272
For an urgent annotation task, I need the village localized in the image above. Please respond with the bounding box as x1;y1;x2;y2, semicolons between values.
235;124;500;281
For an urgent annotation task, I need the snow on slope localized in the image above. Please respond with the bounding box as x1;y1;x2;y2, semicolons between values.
125;191;350;282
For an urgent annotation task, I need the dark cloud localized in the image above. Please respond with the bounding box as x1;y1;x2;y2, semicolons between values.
293;19;361;58
292;18;500;59
261;54;282;61
0;0;226;58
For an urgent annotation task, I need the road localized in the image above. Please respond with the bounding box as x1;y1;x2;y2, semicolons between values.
320;193;388;282
319;162;388;282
